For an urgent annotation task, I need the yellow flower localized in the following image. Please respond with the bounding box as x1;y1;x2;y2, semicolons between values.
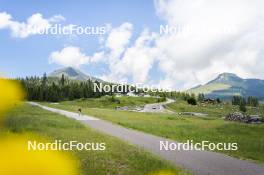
0;134;79;175
0;78;78;175
0;78;25;117
150;170;177;175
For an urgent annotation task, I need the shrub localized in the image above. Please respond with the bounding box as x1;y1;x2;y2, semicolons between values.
239;103;247;113
187;97;197;105
109;96;120;104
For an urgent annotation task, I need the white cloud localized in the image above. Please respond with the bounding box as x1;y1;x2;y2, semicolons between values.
104;29;159;83
0;12;65;38
44;0;264;90
105;22;133;60
153;0;264;90
101;0;264;90
49;46;89;68
0;12;12;29
55;22;133;82
90;51;105;63
94;23;161;84
90;22;135;82
48;15;65;23
49;46;106;68
47;23;133;69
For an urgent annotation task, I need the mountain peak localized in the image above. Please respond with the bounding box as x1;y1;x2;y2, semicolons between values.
188;72;264;99
49;67;102;82
61;67;79;77
207;72;243;85
64;66;77;70
217;72;240;79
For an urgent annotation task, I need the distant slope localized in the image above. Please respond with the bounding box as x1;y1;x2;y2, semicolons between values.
187;73;264;99
49;67;103;82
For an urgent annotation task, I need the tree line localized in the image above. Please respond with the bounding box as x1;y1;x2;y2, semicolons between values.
232;95;259;112
232;96;259;107
19;74;108;102
17;73;261;107
18;74;149;102
151;91;198;105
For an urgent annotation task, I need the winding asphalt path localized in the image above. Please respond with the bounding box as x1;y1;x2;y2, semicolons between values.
28;102;264;175
141;98;175;113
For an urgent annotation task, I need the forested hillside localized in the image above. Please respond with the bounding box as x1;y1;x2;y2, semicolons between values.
19;73;108;102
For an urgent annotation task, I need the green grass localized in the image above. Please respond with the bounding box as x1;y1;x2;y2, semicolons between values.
44;100;264;163
168;100;234;118
2;104;189;175
59;96;158;109
167;100;264;118
186;83;232;95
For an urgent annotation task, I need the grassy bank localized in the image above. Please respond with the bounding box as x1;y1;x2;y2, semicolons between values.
44;100;264;163
2;103;189;175
59;96;158;109
167;100;264;118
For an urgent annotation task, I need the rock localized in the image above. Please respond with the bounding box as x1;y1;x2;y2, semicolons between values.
116;106;129;110
225;113;263;124
248;115;263;124
179;112;208;116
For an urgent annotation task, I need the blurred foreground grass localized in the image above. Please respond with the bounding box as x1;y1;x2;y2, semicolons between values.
2;103;190;175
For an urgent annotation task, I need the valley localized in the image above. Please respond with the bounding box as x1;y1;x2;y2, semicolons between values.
3;67;264;175
187;73;264;99
42;96;264;163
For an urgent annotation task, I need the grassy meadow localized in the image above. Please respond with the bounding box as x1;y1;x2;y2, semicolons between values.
2;103;189;175
59;96;158;109
167;100;264;118
43;97;264;163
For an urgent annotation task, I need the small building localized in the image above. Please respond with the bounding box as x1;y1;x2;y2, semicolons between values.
115;93;124;97
201;98;217;104
126;92;137;97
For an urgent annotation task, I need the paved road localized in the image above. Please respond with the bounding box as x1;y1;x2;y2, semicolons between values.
141;98;175;113
28;102;264;175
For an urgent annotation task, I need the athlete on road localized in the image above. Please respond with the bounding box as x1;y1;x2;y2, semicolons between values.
78;108;82;116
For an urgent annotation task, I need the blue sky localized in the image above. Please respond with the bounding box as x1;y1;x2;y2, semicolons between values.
1;0;264;90
0;0;161;77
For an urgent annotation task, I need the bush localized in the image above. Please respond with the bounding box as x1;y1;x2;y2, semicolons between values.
157;96;166;103
109;96;121;104
239;103;247;113
187;97;197;105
